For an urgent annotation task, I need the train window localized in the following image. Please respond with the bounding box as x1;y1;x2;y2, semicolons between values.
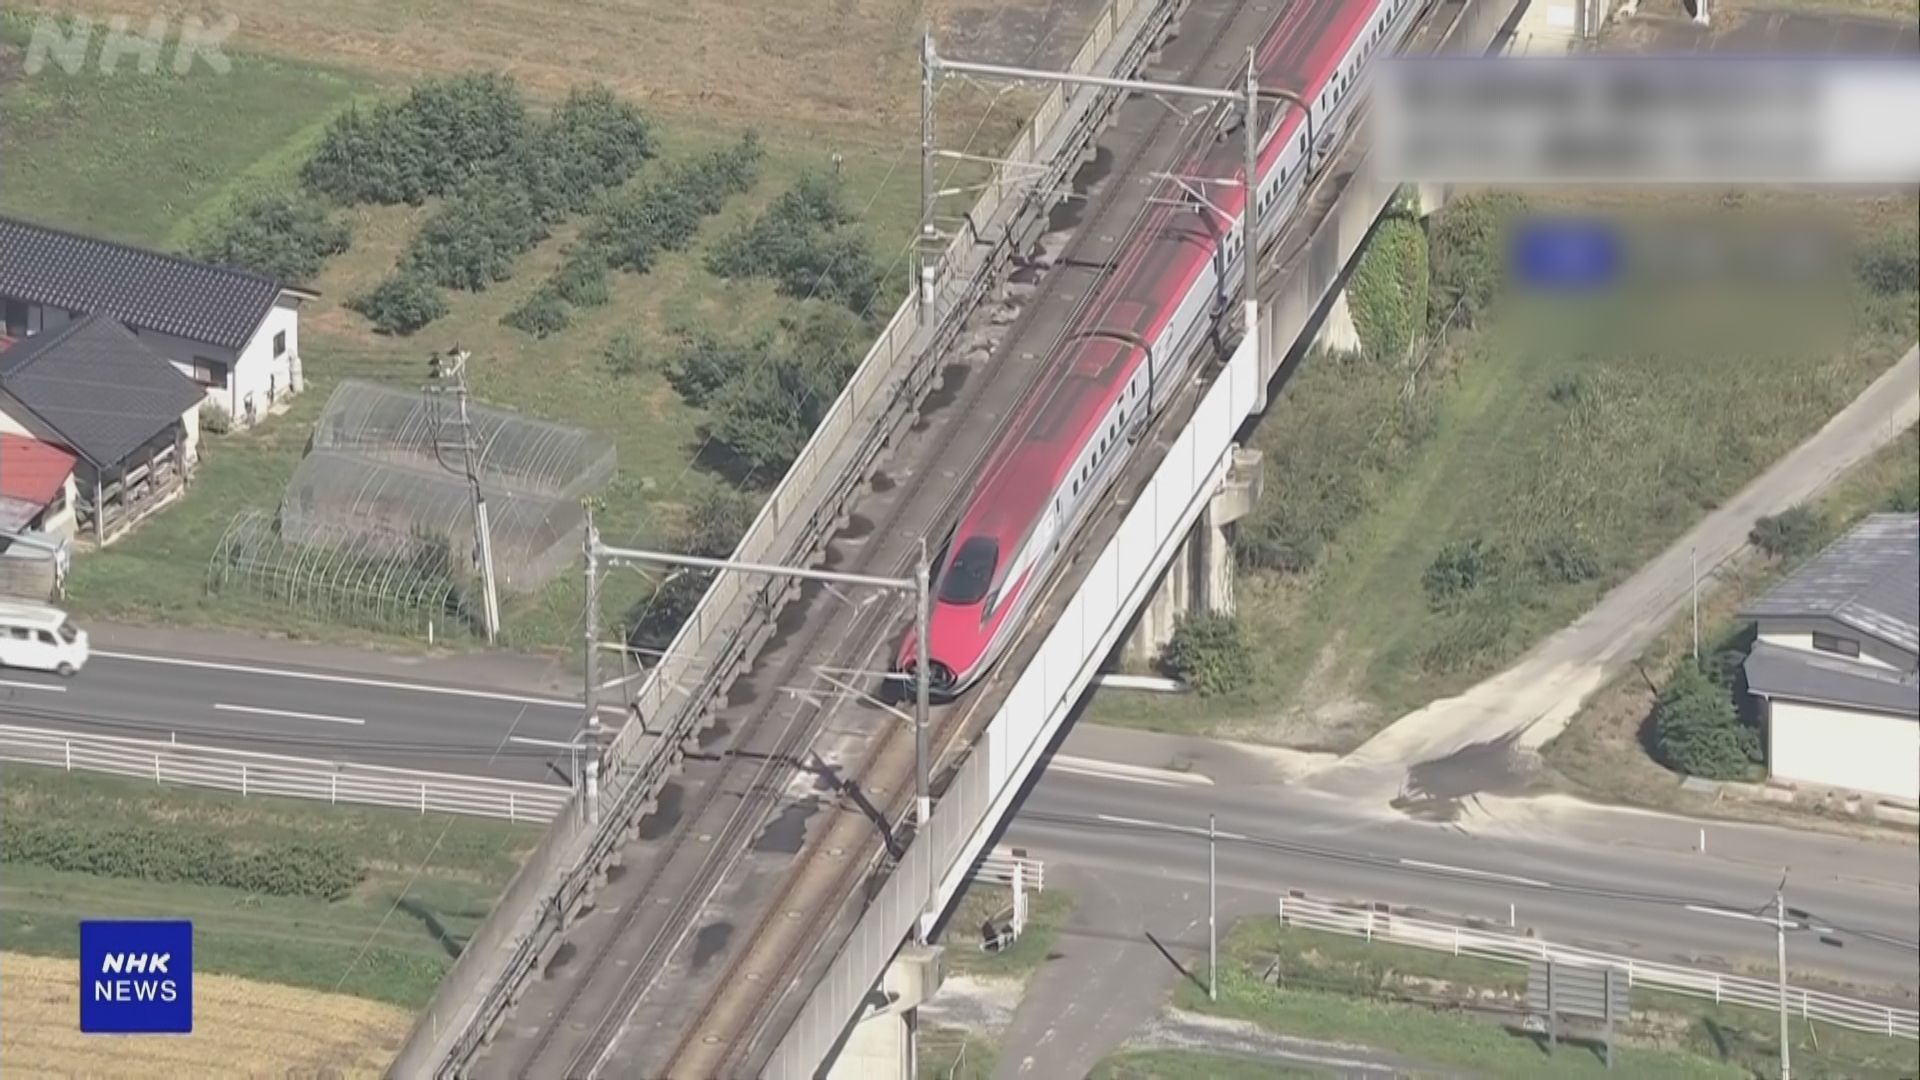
937;537;1000;606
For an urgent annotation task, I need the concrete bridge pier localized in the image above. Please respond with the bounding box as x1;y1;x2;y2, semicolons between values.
825;943;944;1080
1118;444;1265;670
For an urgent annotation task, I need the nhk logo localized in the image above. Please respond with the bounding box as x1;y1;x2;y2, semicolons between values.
79;921;193;1034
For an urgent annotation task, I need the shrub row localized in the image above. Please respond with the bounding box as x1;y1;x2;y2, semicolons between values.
706;171;885;316
503;134;765;339
0;819;364;901
312;76;651;335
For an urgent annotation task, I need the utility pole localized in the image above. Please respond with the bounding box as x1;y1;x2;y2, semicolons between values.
1776;885;1791;1080
1242;47;1260;323
918;29;938;315
583;507;602;826
1208;812;1219;1003
1691;545;1701;663
914;538;933;830
426;348;502;643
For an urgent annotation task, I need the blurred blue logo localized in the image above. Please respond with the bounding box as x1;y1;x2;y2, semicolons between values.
79;920;193;1034
1512;219;1622;291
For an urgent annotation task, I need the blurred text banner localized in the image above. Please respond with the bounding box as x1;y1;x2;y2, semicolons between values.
1375;56;1920;184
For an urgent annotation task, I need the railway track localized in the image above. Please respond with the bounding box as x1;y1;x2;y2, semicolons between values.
469;5;1277;1075
652;0;1492;1072
650;5;1299;1076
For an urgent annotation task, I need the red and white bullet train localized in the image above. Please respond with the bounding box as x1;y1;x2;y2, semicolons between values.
899;0;1429;699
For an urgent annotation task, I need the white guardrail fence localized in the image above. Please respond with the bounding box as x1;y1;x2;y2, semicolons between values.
0;724;570;825
1278;893;1920;1041
969;845;1046;894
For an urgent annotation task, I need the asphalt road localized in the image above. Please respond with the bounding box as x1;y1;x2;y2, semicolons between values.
1008;769;1920;985
979;749;1920;1076
0;642;619;784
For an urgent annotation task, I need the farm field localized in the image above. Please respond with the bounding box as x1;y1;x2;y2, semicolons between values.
0;951;412;1078
2;0;1102;652
1092;192;1920;749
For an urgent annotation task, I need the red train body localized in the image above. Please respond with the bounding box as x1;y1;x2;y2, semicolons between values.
900;0;1424;698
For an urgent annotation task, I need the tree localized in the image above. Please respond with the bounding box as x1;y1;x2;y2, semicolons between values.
191;189;351;282
1652;662;1759;780
706;171;884;315
1749;506;1824;560
702;305;867;474
1157;612;1253;696
303;72;533;205
1426;192;1528;330
349;271;449;336
501;288;572;338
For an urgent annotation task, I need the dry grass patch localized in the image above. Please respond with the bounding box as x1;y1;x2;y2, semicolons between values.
0;952;410;1078
10;0;1088;140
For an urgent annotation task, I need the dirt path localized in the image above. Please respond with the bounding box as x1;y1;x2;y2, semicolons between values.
1304;344;1920;803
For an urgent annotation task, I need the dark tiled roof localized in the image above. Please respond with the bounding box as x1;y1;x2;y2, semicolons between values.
0;214;296;352
1745;640;1920;718
0;314;207;466
1742;514;1920;656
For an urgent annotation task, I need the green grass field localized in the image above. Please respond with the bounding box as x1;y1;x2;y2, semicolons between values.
0;766;538;1007
4;9;1033;654
1091;197;1920;750
0;14;379;247
1175;916;1916;1080
936;880;1075;982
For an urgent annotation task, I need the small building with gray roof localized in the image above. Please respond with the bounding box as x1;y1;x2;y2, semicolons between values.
1740;512;1919;804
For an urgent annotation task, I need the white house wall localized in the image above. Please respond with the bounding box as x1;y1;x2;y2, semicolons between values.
1769;697;1920;803
236;300;302;420
132;326;242;413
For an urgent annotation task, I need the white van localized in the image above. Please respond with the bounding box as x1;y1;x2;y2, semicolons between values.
0;602;89;677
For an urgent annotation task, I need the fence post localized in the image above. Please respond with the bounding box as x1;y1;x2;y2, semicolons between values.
1454;927;1461;956
331;774;337;804
420;783;428;815
242;764;248;797
64;740;71;771
153;752;162;785
510;791;518;824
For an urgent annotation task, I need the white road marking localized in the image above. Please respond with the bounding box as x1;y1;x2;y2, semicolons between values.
1095;813;1248;841
215;703;365;727
0;678;66;693
99;649;622;715
1398;858;1552;889
1051;754;1214;787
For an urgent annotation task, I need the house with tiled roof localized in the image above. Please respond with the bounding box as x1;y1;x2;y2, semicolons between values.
0;213;318;428
0;314;207;545
1741;513;1920;805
